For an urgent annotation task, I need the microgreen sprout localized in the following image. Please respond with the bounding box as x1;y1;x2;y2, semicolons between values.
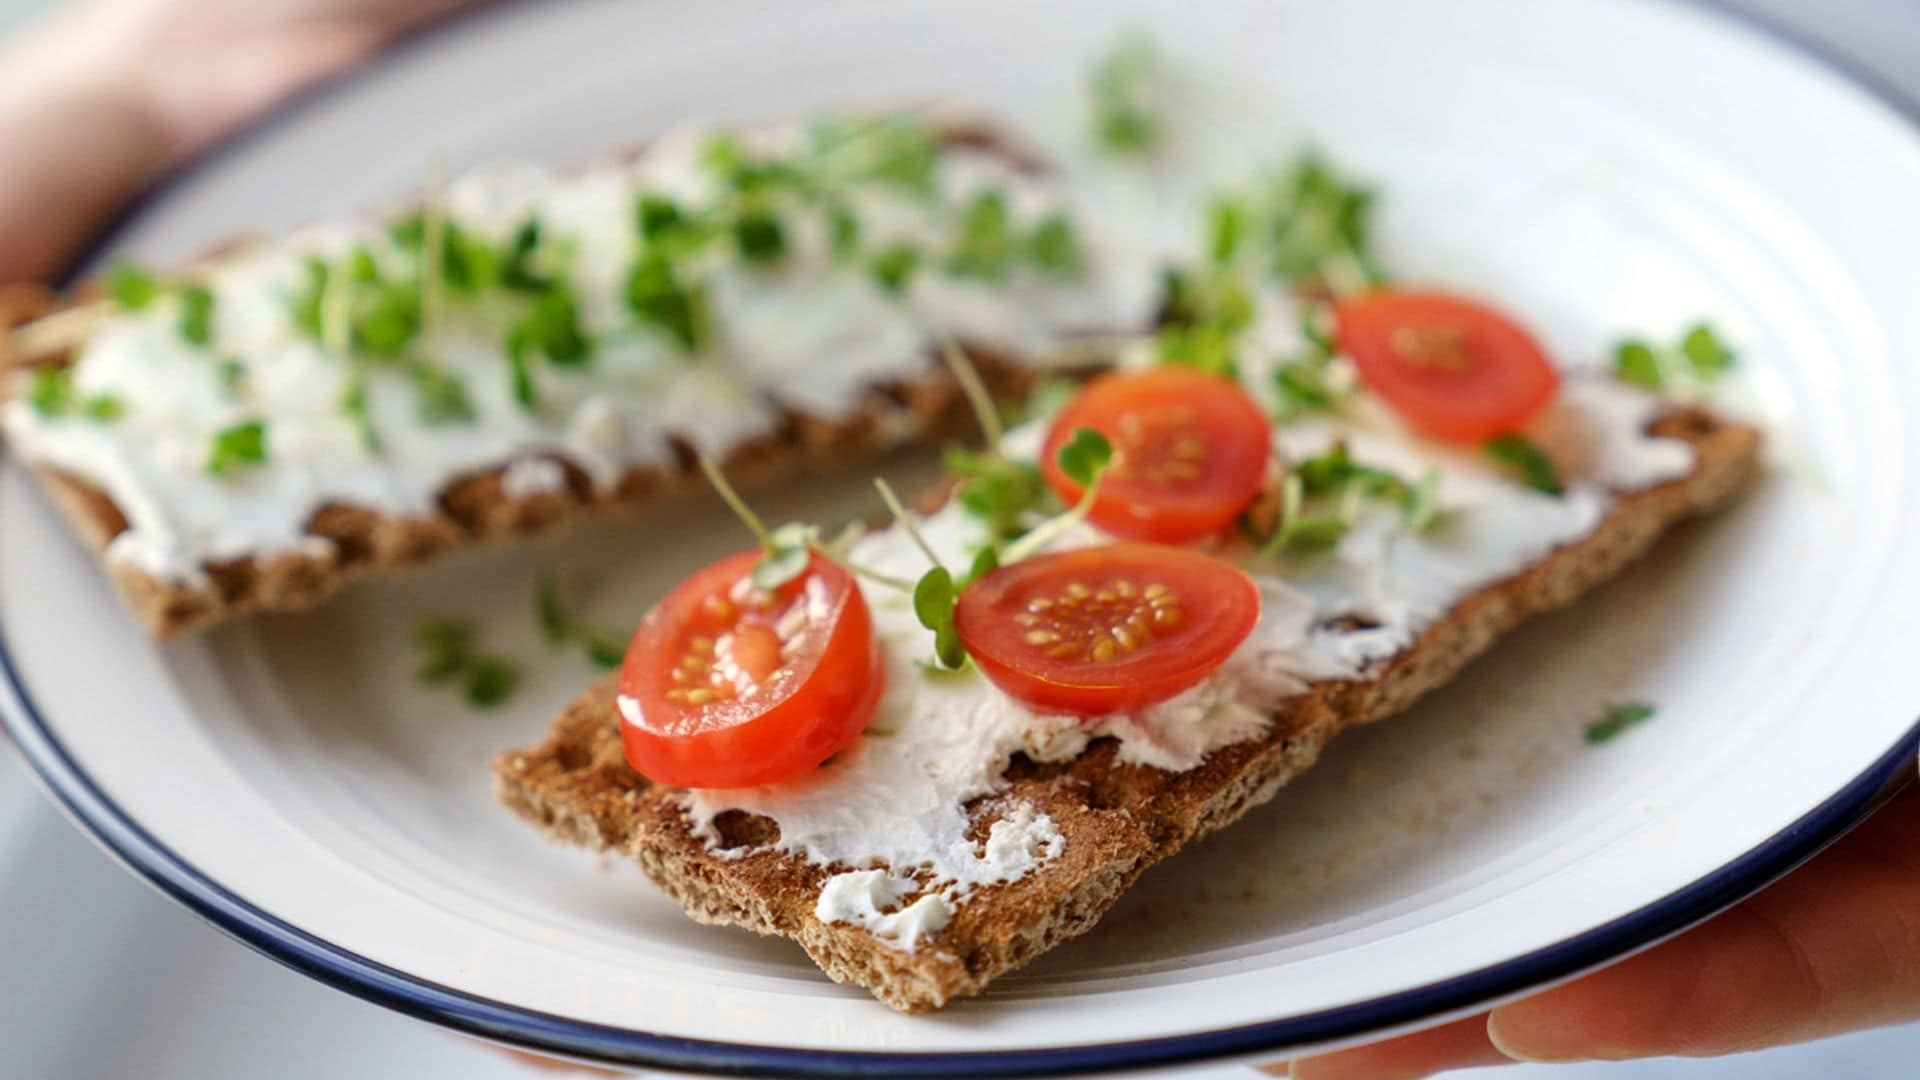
1088;31;1166;155
1585;701;1655;745
999;427;1112;564
105;261;161;311
1258;443;1440;556
536;576;628;670
413;616;521;706
1484;434;1564;496
1613;321;1737;392
206;419;268;476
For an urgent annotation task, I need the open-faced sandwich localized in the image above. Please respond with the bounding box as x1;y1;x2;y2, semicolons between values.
0;109;1152;634
490;124;1761;1011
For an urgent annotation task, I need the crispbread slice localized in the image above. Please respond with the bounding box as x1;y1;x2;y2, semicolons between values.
0;118;1096;638
492;407;1761;1012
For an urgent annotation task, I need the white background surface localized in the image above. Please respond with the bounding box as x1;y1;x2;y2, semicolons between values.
1;1;1916;1078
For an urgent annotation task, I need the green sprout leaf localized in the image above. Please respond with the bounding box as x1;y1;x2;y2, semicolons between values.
105;261;161;311
1613;339;1664;390
178;285;216;348
945;189;1013;280
1484;434;1564;496
24;367;72;417
869;244;919;296
410;363;475;425
1088;31;1165;155
1055;427;1114;487
732;206;787;264
1611;322;1737;391
1027;213;1083;277
912;566;967;670
81;394;125;422
625;252;709;352
946;448;1048;542
413;617;475;683
1585;701;1655;745
463;656;520;708
206;419;268;476
535;576;632;671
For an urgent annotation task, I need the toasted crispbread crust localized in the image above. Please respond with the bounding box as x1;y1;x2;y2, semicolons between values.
0;120;1089;638
491;408;1761;1013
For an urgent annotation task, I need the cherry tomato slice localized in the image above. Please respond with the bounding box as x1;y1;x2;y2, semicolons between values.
1335;290;1560;444
618;550;882;789
955;542;1259;717
1040;367;1272;543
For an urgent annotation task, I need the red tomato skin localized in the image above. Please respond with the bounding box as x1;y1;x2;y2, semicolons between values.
1335;290;1560;444
1040;367;1272;544
954;543;1260;717
619;551;883;790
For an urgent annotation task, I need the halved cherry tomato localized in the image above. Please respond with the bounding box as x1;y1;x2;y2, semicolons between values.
618;550;882;789
1040;367;1272;543
955;542;1259;717
1335;290;1560;444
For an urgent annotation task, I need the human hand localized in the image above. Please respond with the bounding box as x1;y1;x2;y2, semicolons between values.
0;0;482;284
1281;781;1920;1078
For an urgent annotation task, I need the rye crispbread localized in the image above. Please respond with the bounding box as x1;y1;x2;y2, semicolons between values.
0;118;1103;637
492;408;1761;1012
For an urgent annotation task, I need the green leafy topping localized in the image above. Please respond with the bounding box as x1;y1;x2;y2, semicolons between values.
464;656;521;707
206;419;268;476
805;115;940;195
1261;473;1348;555
410;363;475;425
1613;340;1664;390
1682;323;1736;378
505;287;594;407
391;214;502;294
1028;213;1083;277
946;190;1013;280
1614;322;1737;390
731;205;787;264
413;616;520;705
24;367;72;417
178;285;216;348
827;200;862;259
869;244;919;295
1585;701;1655;745
1206;196;1246;265
500;219;552;292
1088;32;1165;155
413;617;476;682
912;566;967;670
1054;426;1114;486
625;252;709;353
1484;434;1564;495
291;257;329;340
340;370;379;451
751;522;817;591
82;394;125;422
536;577;629;671
1259;444;1440;555
946;448;1048;542
1156;267;1254;376
105;261;161;311
1265;154;1385;294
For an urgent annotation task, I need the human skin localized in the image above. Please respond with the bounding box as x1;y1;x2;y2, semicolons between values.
0;0;476;285
1280;780;1920;1078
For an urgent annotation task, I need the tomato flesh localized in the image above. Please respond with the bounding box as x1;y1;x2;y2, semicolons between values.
955;543;1260;717
1041;367;1272;544
618;550;882;789
1335;290;1560;444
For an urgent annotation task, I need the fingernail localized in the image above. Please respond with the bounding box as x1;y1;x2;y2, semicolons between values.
1487;1013;1580;1064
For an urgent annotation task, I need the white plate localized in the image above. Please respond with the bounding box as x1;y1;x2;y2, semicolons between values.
5;0;1919;1073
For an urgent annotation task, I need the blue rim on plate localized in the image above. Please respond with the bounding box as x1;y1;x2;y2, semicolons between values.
2;1;1916;1075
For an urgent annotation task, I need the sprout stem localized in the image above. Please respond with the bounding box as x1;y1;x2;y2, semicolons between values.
698;453;776;552
873;477;945;570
